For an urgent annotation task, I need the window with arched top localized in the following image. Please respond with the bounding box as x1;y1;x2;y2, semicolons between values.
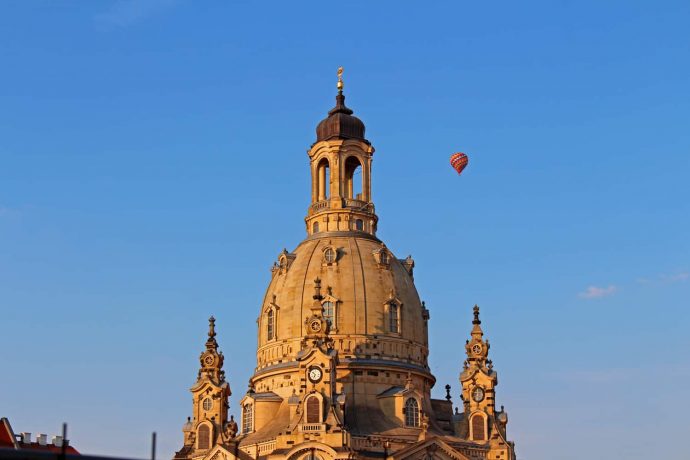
202;398;212;411
267;309;275;341
380;251;389;265
472;414;485;440
313;221;320;233
344;156;363;200
242;404;253;434
316;158;330;201
302;453;322;460
323;301;334;328
306;395;320;423
355;219;364;231
389;302;399;333
404;398;420;427
197;424;210;449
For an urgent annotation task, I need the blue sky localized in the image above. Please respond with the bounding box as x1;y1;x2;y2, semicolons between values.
1;1;689;459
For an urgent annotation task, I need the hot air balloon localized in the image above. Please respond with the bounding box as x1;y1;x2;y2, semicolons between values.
450;152;469;175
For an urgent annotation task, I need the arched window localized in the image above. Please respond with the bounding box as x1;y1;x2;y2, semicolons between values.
267;309;275;341
404;398;419;427
380;251;389;265
197;424;210;449
202;398;212;411
472;414;485;441
306;395;320;423
389;302;399;333
313;221;320;233
242;404;253;434
344;156;363;200
355;219;363;231
317;158;330;200
303;453;322;460
323;301;334;328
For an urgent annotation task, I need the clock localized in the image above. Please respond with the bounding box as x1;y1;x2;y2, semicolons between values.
471;343;483;355
308;366;323;383
203;354;215;366
472;387;485;403
310;320;322;333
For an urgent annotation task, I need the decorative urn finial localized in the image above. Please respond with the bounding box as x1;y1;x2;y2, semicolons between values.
208;316;216;338
473;305;481;325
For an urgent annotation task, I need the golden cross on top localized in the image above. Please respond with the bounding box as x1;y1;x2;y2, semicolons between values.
337;66;344;91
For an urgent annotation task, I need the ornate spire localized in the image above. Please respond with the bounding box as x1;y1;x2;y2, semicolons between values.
465;305;489;367
180;317;231;458
199;316;225;382
206;315;218;351
471;305;484;340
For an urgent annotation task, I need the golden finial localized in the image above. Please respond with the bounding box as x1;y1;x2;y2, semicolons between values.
337;66;344;92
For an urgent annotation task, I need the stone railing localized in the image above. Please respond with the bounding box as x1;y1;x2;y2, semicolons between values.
344;198;369;210
257;440;277;454
310;200;330;213
350;436;416;452
299;423;326;433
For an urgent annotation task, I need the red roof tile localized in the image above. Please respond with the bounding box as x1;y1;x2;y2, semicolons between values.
0;418;18;449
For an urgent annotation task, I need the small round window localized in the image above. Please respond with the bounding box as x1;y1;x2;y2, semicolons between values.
324;248;336;263
203;398;212;411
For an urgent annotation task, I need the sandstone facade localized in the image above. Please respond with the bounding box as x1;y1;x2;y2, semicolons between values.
174;73;516;460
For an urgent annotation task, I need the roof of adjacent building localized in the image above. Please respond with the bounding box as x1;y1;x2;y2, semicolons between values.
0;418;79;455
0;419;17;449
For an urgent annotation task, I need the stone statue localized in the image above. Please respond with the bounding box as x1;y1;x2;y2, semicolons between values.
225;415;238;439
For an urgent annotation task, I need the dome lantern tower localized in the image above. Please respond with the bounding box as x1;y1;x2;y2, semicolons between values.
307;67;378;237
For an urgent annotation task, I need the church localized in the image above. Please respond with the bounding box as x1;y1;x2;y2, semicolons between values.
173;71;516;460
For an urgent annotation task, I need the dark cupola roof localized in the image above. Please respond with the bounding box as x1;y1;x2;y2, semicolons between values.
316;70;367;143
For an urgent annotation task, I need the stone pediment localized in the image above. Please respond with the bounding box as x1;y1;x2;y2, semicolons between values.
389;438;471;460
295;345;336;363
190;379;230;393
197;444;252;460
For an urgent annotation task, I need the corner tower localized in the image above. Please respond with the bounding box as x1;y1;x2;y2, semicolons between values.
175;318;237;460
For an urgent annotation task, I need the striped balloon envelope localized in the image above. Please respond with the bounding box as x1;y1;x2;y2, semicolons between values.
450;152;469;175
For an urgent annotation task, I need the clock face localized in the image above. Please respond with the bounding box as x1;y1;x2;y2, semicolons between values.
472;387;485;402
471;343;483;355
308;366;323;383
310;320;322;333
204;355;215;366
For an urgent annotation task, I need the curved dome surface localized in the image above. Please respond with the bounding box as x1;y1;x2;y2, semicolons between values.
315;92;366;142
255;234;429;381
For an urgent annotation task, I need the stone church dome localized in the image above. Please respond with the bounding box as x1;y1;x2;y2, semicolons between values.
175;69;516;460
256;234;428;378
